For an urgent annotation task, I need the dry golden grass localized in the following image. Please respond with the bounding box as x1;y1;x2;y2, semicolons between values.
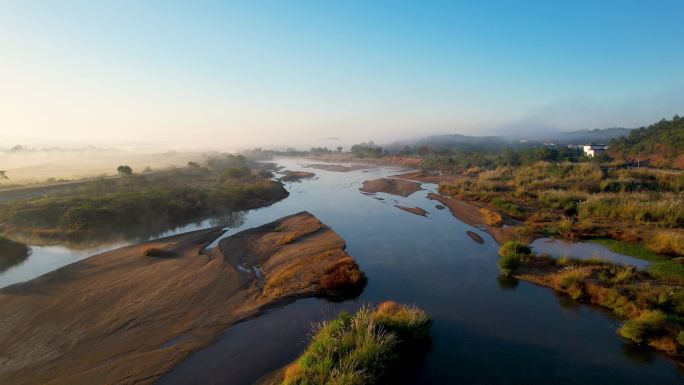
142;245;172;257
479;208;503;226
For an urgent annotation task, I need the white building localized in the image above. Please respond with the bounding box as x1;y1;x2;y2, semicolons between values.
582;144;608;157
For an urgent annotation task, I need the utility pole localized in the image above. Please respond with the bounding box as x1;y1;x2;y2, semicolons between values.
637;152;640;169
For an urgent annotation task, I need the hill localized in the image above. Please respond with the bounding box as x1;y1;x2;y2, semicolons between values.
609;116;684;169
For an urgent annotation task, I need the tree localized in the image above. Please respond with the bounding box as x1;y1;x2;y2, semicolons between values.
336;146;343;153
0;170;7;182
117;165;133;176
187;161;200;169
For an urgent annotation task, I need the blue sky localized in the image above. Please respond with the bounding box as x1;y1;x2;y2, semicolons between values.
1;1;682;149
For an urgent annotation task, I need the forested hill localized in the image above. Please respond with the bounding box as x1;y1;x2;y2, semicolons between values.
609;116;684;169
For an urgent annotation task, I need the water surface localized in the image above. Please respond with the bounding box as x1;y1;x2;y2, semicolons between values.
5;158;683;384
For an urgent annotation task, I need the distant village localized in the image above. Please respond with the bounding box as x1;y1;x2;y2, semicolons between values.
519;139;608;157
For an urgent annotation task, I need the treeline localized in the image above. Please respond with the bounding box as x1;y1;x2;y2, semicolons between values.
609;115;684;169
0;154;288;243
419;146;603;171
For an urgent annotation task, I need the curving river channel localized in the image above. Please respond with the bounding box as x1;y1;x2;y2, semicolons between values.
3;158;683;384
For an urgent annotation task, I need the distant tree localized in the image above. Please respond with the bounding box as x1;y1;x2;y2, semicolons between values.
417;146;432;156
187;161;200;169
142;166;153;173
336;146;343;153
117;165;133;176
0;170;7;182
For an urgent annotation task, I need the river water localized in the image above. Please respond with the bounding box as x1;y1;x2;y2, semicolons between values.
3;158;683;384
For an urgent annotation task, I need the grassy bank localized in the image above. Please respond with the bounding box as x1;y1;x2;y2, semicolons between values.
436;162;684;259
0;154;288;244
281;302;431;385
498;241;684;362
0;236;30;272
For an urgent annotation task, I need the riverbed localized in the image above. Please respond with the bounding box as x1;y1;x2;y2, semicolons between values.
3;158;683;384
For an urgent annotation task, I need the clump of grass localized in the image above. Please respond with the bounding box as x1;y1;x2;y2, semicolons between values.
555;265;590;299
317;257;366;297
556;255;572;266
611;265;636;284
647;231;684;256
497;241;531;276
619;309;666;344
479;208;503;226
281;302;431;385
142;245;173;257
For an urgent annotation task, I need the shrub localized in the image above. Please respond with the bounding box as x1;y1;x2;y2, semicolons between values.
282;303;431;385
498;241;531;259
317;257;366;297
480;208;503;226
498;254;521;276
619;310;666;344
555;265;590;299
647;231;684;256
677;331;684;347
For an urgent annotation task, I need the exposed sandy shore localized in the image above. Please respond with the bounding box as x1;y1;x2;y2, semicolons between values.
426;193;518;244
280;170;315;182
391;170;465;184
303;163;373;172
359;178;423;197
395;205;428;217
466;231;484;244
0;212;364;385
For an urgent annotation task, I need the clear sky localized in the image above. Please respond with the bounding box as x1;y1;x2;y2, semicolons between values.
1;0;683;149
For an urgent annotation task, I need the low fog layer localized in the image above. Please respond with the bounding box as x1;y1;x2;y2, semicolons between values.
0;148;205;184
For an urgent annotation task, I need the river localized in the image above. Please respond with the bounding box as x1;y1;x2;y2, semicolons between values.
3;158;683;384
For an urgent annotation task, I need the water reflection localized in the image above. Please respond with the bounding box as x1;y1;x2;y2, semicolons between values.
531;238;651;269
496;274;519;290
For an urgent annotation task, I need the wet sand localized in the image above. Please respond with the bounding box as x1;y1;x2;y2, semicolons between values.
395;205;428;217
280;170;315;182
0;212;363;385
426;193;518;244
391;170;465;184
466;231;484;244
304;164;373;172
359;178;423;197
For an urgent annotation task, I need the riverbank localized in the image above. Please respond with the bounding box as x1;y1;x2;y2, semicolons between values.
0;212;365;385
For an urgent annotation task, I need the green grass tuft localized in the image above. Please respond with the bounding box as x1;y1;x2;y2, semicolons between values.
281;302;431;385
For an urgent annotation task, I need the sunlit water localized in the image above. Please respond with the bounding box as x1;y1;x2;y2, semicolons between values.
531;238;652;270
3;158;683;384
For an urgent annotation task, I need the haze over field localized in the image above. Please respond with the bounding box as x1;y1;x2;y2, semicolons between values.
1;1;683;150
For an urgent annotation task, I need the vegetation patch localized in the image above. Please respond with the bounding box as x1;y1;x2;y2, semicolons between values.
511;241;684;363
0;154;288;245
281;302;431;385
0;235;30;272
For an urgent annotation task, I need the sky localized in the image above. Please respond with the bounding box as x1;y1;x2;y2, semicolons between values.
1;0;683;150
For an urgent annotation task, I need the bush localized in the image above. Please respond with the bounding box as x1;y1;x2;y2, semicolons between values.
480;208;503;226
282;302;431;385
317;257;366;297
498;241;531;259
619;310;666;344
497;241;531;275
647;231;684;256
498;254;521;276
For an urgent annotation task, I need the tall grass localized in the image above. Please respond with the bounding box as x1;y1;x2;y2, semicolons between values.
282;302;431;385
578;193;684;228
